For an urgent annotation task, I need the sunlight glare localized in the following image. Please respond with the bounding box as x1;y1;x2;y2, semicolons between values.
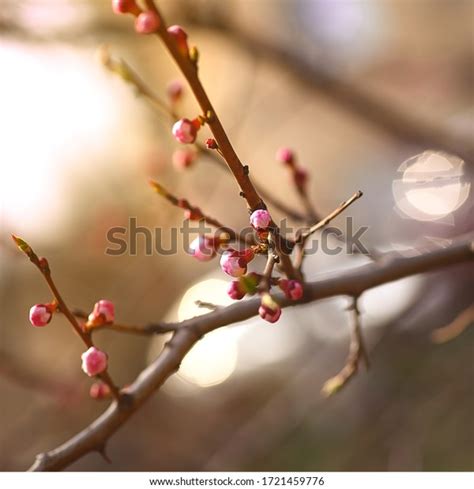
393;151;470;222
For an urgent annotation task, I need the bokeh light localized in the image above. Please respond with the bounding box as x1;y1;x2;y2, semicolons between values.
392;151;470;222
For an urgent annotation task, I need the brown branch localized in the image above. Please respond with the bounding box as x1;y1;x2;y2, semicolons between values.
12;236;121;400
148;179;252;246
100;48;309;223
71;308;178;336
297;191;364;243
138;1;298;279
431;304;474;344
258;252;278;294
29;238;474;471
321;297;369;397
293;190;364;269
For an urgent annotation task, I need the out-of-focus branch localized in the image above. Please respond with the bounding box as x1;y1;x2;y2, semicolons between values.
0;350;77;402
431;304;474;344
29;238;474;471
185;13;474;165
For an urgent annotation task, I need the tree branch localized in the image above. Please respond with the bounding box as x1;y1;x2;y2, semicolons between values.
29;238;474;471
321;297;369;397
12;236;121;400
431;304;474;344
100;47;309;223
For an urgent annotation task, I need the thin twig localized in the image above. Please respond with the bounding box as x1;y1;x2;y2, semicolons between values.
12;236;121;400
258;252;278;294
100;48;309;224
140;1;298;279
71;308;178;336
293;190;364;270
321;297;369;397
431;304;474;344
149;179;252;246
297;191;364;243
28;238;474;471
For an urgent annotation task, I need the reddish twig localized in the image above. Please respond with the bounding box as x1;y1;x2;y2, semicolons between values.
149;179;252;246
12;236;121;400
431;304;474;344
99;47;308;223
138;1;298;278
321;297;369;397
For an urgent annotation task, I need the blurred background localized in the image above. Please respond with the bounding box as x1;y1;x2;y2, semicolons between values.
1;0;473;471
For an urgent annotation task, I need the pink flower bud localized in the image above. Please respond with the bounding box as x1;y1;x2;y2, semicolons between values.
29;304;53;327
258;294;282;323
167;25;189;56
81;347;108;377
135;10;161;34
227;281;246;300
276;147;295;166
279;279;303;300
167;79;184;103
172;149;195;170
250;209;271;230
112;0;139;15
88;299;115;326
189;236;217;261
89;381;111;400
172;118;200;144
220;249;254;277
206;138;218;149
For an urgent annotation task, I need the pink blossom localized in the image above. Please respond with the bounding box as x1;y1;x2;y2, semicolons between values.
172;118;199;144
189;236;217;261
167;25;189;56
250;209;271;230
88;299;115;325
29;304;53;327
220;249;254;277
135;11;161;34
81;347;108;377
258;293;281;323
259;305;281;323
89;382;111;400
205;138;218;149
279;279;303;300
276;147;295;166
112;0;139;15
172;149;195;170
227;281;246;300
